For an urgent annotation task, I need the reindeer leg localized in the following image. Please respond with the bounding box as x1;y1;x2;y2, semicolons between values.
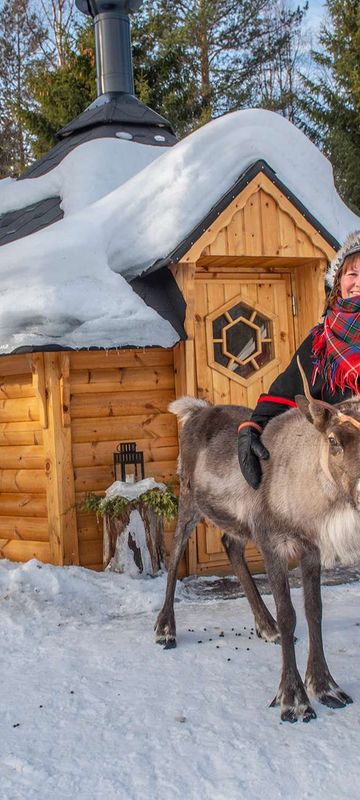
154;497;200;649
261;544;316;723
222;533;280;643
301;547;353;709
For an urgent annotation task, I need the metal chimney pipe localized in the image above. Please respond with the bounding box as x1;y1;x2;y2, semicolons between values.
75;0;143;96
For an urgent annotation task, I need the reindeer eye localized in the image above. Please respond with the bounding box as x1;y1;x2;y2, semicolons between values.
328;435;341;450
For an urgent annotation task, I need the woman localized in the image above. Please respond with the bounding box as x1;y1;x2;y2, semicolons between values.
238;230;360;488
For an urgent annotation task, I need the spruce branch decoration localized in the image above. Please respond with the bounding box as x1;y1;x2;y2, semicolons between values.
82;486;178;521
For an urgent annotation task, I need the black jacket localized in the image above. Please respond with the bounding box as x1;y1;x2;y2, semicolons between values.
251;331;354;430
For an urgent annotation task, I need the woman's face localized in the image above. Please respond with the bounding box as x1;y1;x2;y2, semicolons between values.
340;254;360;299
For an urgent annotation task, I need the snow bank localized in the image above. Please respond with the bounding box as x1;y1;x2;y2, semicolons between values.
0;558;172;618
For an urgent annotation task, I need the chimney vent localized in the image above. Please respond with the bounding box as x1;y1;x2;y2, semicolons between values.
76;0;143;96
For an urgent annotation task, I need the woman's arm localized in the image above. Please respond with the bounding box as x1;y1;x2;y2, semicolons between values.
237;332;315;488
250;332;314;429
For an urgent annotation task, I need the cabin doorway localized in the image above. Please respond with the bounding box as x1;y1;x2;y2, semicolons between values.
192;270;296;574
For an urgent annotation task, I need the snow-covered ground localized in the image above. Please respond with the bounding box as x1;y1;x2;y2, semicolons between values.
1;559;360;800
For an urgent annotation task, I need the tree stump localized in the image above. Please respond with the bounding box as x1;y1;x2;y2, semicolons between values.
103;502;165;576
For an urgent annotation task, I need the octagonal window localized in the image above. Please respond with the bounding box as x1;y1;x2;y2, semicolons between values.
225;321;259;364
210;299;274;380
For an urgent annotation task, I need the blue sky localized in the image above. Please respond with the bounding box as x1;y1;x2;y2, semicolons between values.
306;0;327;29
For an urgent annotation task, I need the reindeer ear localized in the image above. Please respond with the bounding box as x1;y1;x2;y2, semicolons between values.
295;394;332;431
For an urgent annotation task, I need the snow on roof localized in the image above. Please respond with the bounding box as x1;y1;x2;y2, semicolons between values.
0;108;359;354
0;138;162;216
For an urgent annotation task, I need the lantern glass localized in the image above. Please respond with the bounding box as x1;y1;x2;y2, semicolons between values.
113;442;145;483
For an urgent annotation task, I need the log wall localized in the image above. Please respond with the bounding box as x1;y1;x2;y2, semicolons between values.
0;355;50;563
69;349;179;571
0;348;184;575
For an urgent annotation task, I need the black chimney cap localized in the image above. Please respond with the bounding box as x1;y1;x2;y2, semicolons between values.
76;0;142;15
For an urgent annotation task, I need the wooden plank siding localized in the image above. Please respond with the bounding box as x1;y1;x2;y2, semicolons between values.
0;357;49;563
69;348;182;574
190;274;294;573
182;173;335;264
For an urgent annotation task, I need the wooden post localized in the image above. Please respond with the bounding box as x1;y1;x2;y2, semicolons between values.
41;353;79;566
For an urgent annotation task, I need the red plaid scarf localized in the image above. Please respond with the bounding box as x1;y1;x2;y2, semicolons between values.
311;297;360;394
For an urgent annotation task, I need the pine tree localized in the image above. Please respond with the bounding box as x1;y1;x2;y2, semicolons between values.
142;1;309;125
132;0;202;135
0;0;45;175
168;0;271;122
248;0;309;124
0;100;16;177
302;0;360;213
22;20;96;159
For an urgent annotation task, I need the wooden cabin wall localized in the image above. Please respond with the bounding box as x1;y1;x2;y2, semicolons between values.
0;355;49;563
0;348;185;576
69;348;181;572
199;191;329;262
292;258;328;344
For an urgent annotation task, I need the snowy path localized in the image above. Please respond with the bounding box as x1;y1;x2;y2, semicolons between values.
0;560;360;800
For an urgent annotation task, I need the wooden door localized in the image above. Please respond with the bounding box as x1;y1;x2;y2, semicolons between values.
193;272;295;574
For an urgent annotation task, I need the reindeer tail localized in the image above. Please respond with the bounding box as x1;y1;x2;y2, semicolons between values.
168;396;209;423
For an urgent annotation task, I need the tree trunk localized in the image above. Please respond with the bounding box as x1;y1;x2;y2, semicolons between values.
103;503;165;576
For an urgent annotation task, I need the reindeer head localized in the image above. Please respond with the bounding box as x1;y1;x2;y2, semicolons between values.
295;358;360;508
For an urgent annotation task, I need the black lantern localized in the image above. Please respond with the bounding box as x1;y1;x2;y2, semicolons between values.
113;442;145;483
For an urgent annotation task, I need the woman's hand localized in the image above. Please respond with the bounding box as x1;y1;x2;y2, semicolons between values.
238;423;270;489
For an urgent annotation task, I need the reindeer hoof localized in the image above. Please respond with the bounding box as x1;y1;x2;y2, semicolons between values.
280;708;297;723
338;690;353;705
270;691;316;722
155;625;177;648
302;705;317;723
164;638;177;649
154;613;176;647
279;704;316;723
319;690;353;709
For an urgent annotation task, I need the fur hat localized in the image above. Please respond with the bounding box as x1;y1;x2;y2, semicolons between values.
326;230;360;289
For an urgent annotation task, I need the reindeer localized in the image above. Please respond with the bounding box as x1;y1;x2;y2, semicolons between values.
155;371;360;722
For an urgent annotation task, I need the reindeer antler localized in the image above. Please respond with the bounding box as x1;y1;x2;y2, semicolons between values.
296;356;312;402
336;412;360;430
296;356;360;429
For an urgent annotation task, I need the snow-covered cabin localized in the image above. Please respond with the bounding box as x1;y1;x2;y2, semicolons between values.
0;0;359;575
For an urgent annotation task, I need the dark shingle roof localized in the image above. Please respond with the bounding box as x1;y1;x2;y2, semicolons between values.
57;91;176;139
0;196;63;247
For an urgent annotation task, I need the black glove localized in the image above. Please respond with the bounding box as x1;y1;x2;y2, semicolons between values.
238;423;270;489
